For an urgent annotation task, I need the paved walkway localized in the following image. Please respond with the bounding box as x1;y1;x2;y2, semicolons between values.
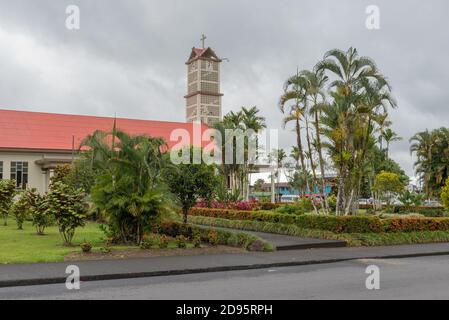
204;225;347;250
2;243;449;288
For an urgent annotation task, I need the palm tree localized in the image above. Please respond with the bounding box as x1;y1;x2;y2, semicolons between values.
241;106;266;200
382;128;402;158
82;129;171;244
377;113;392;152
301;69;330;209
290;146;302;169
315;47;384;96
410;128;449;200
316;47;393;215
282;107;307;173
214;107;266;200
410;130;434;199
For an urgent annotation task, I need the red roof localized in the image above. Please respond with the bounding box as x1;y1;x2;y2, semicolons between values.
186;47;222;64
193;48;207;56
0;109;209;152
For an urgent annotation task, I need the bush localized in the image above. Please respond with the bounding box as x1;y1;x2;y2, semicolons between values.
158;220;272;251
11;188;40;230
190;215;449;247
207;230;219;246
297;197;314;212
275;204;305;215
259;202;277;210
159;235;169;248
0;180;16;226
140;234;159;249
189;207;449;234
100;246;111;254
176;235;189;248
418;209;446;218
80;241;92;253
31;193;53;235
192;234;202;248
442;178;449;211
43;182;88;245
327;195;337;211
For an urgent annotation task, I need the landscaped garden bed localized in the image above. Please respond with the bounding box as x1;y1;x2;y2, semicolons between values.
0;219;273;265
188;207;449;247
189;208;449;233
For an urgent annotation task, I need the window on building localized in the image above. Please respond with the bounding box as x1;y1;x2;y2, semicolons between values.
10;161;28;190
0;161;3;179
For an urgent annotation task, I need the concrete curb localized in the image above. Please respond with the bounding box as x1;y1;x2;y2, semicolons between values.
2;250;449;288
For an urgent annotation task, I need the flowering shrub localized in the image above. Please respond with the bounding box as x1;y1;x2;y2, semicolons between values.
188;208;449;234
158;220;273;251
196;199;261;211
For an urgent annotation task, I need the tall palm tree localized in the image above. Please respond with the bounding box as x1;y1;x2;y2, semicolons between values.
300;69;329;207
377;113;392;152
382;128;402;158
290;146;302;169
316;47;393;215
410;130;434;199
410;128;449;199
282;106;307;173
241;106;266;200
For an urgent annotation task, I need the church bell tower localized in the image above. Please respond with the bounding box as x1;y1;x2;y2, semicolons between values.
185;35;223;125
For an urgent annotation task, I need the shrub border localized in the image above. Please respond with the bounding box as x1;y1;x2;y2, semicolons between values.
189;207;449;234
189;215;449;247
158;220;275;252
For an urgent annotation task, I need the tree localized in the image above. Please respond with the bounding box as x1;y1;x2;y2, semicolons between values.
10;188;39;230
287;168;313;197
50;164;72;185
410;128;449;199
373;171;405;207
213;106;266;200
399;190;425;211
165;148;219;223
43;182;88;245
317;47;396;215
301;69;330;211
253;179;265;192
31;193;53;235
441;178;449;210
85;128;172;244
0;180;16;226
64;153;98;194
382;128;402;158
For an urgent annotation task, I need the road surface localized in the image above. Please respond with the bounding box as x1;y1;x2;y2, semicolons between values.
1;255;449;300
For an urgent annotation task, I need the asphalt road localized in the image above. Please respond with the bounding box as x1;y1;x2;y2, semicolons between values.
2;255;449;300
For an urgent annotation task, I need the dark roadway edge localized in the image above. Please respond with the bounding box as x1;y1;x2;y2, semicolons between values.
2;250;449;288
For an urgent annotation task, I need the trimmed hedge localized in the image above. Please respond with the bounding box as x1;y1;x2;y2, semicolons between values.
360;204;445;214
189;215;449;247
158;220;274;252
189;208;449;234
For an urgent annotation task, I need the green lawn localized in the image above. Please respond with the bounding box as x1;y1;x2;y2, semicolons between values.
0;221;106;264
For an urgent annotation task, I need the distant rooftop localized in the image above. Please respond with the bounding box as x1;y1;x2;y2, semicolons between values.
0;109;208;152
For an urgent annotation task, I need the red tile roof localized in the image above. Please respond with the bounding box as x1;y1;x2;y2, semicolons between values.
0;109;208;152
193;48;207;56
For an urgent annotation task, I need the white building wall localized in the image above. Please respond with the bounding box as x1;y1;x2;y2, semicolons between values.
0;150;74;193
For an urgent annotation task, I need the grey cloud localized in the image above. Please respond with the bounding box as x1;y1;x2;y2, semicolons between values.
1;0;448;177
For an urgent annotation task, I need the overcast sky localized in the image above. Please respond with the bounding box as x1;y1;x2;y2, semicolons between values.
0;0;448;178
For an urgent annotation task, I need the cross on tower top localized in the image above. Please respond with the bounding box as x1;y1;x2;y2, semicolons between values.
200;34;207;48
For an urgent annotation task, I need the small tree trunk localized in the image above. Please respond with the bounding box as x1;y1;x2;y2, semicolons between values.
183;208;189;224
